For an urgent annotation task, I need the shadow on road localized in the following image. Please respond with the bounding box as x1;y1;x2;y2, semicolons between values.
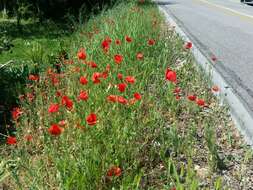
155;0;176;5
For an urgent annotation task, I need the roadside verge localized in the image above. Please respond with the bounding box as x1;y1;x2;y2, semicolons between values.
159;5;253;146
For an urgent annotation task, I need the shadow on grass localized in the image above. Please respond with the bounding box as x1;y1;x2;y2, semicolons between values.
0;20;73;40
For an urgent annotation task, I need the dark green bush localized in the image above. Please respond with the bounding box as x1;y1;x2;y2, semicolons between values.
0;65;29;134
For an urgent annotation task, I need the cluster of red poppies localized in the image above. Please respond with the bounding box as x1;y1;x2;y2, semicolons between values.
7;34;157;147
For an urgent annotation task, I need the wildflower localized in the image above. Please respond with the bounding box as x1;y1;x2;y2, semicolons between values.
61;96;73;110
86;113;97;125
115;39;121;45
92;72;101;84
102;39;110;49
212;85;220;93
187;95;196;101
184;42;192;49
148;39;155;46
29;74;39;81
80;76;88;85
196;99;205;107
125;36;132;43
12;107;22;120
165;69;177;83
51;75;59;86
19;94;25;101
102;38;111;52
48;103;60;113
118;83;127;92
78;90;89;101
117;73;123;80
134;93;142;100
25;135;32;142
48;124;63;136
175;95;181;100
114;54;123;64
211;55;217;62
58;120;67;126
106;64;111;72
101;71;108;79
125;76;136;84
27;92;35;102
107;95;118;102
107;166;122;177
6;136;17;145
173;87;181;94
56;91;62;97
77;48;86;60
136;52;144;60
117;96;128;104
89;61;97;68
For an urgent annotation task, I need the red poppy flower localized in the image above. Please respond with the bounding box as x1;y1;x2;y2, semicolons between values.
26;92;35;102
165;69;177;83
11;107;22;120
148;39;155;46
107;95;118;102
48;103;60;113
173;87;181;94
25;135;32;142
196;99;205;107
51;76;59;86
78;90;89;101
115;39;121;45
211;55;217;62
106;64;111;72
136;52;144;60
86;113;97;125
56;91;62;97
212;85;219;92
61;96;73;110
114;54;123;64
117;73;123;80
101;71;108;79
102;39;110;49
58;120;67;126
125;76;136;84
175;95;181;100
134;93;142;100
118;83;127;92
125;36;132;43
80;76;88;85
92;72;101;84
89;61;97;68
117;96;128;104
77;48;86;60
29;74;39;81
7;136;17;145
107;166;122;177
48;124;63;136
102;38;111;52
187;95;196;101
184;42;192;49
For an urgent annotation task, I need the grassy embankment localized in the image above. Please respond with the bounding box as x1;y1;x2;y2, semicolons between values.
1;0;252;189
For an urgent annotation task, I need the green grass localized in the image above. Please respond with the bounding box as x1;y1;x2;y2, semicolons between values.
0;0;252;189
0;19;72;67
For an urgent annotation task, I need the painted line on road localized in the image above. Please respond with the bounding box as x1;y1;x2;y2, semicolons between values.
159;6;253;147
195;0;253;22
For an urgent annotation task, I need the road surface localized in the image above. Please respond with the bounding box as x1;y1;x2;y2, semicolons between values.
159;0;253;116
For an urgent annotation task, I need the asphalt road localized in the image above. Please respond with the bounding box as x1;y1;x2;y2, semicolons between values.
159;0;253;115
